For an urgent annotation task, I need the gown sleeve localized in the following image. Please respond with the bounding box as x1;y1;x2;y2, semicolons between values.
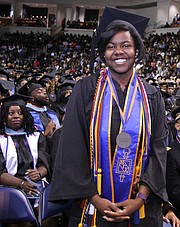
36;132;51;179
140;87;169;202
0;147;7;175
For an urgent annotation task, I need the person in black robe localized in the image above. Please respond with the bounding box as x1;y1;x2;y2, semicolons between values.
0;94;51;191
18;78;61;139
0;94;57;227
167;106;180;218
49;9;169;227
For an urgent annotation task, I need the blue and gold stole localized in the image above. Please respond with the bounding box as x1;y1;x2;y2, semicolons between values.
87;68;151;226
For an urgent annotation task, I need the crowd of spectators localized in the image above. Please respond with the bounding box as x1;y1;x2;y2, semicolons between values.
161;13;180;28
0;29;179;76
16;17;47;27
0;15;180;227
66;19;98;29
0;28;179;117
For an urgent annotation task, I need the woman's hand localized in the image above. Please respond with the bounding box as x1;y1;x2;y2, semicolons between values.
103;198;143;222
26;169;41;181
21;181;39;197
44;120;56;137
164;210;180;227
90;194;130;222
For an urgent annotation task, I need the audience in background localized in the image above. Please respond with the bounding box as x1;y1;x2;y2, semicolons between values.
0;10;179;227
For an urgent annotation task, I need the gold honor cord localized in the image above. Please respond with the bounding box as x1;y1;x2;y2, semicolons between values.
94;82;107;195
90;72;105;168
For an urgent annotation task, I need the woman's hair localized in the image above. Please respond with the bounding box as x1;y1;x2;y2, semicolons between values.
0;105;36;135
98;20;145;63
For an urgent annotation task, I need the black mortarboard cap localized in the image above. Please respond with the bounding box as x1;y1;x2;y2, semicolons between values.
61;74;74;80
0;83;6;93
97;6;149;40
0;69;11;80
49;70;59;77
57;80;76;103
18;77;42;96
171;106;180;121
58;79;76;91
15;70;24;75
40;71;56;83
160;90;172;99
0;79;14;91
90;6;150;73
15;74;29;85
159;81;167;87
166;82;176;88
31;73;42;80
175;89;180;99
146;77;157;84
0;93;32;108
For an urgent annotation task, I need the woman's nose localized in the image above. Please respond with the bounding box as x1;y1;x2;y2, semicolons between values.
13;112;21;117
114;46;125;54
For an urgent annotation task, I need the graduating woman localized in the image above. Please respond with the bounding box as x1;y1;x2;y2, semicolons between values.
49;7;178;227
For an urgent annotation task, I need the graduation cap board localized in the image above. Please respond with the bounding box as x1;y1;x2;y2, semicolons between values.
58;79;76;91
90;6;150;73
0;79;14;91
166;82;176;88
171;106;180;122
0;93;32;108
15;75;29;86
18;77;42;96
160;90;172;99
40;71;56;83
96;6;149;42
0;69;11;80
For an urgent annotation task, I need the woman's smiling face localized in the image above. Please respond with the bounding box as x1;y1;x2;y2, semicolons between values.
104;31;136;76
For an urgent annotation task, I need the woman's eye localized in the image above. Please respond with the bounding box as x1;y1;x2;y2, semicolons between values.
18;112;23;115
106;45;115;49
122;44;133;49
8;111;23;116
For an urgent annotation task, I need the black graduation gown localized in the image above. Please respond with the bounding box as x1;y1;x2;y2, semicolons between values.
167;138;180;217
49;72;168;226
0;133;51;180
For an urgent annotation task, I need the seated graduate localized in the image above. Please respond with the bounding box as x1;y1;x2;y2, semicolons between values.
0;94;56;226
0;94;51;205
18;78;61;138
55;79;76;124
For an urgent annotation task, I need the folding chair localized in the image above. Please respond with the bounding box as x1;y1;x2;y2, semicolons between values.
38;184;73;226
0;185;39;226
163;221;172;227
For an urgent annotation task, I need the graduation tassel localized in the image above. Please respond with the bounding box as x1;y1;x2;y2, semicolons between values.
139;204;145;219
97;168;102;195
78;199;88;227
91;208;97;227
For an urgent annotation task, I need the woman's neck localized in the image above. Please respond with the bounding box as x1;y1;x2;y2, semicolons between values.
110;70;133;92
